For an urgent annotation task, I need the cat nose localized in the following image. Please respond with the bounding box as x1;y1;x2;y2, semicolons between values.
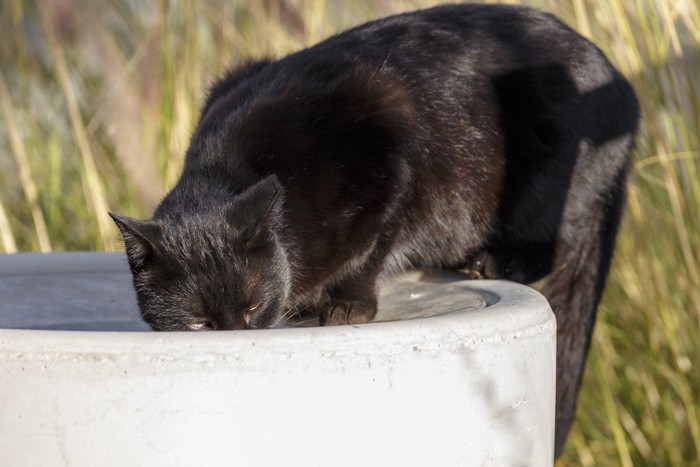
217;313;247;330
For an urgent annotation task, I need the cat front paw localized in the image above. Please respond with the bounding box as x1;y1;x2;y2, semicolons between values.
319;300;377;326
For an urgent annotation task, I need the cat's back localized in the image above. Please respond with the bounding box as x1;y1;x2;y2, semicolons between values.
183;2;636;222
300;3;609;77
205;3;614;109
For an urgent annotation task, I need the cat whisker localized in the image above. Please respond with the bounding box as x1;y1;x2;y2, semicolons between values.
271;302;311;328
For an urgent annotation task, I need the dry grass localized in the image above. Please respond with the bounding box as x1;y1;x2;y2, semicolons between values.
0;0;697;464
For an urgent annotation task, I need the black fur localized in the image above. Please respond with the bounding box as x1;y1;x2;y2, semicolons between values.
111;4;639;456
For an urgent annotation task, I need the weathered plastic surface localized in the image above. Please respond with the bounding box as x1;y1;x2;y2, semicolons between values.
0;252;556;466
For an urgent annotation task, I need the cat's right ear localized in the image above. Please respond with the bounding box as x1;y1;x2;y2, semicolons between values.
225;175;285;248
109;212;162;269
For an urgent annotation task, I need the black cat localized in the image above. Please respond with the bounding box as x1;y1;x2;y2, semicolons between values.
111;3;639;455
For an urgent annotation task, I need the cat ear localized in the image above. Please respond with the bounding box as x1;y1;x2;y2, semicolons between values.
109;212;162;268
226;175;285;248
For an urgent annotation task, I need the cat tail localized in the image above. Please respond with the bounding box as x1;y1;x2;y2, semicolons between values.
539;154;632;457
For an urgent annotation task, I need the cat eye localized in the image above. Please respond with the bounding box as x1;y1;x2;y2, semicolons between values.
189;321;214;331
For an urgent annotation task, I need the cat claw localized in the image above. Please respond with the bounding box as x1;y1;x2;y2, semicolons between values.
464;250;498;279
320;301;375;326
464;249;528;282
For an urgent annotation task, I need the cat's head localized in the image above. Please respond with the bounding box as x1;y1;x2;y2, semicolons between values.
110;176;291;331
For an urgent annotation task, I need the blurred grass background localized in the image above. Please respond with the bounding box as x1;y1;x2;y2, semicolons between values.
0;0;698;464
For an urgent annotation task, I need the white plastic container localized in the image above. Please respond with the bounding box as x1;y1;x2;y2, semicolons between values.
0;252;556;466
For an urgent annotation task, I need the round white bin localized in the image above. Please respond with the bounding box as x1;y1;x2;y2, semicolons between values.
0;252;555;466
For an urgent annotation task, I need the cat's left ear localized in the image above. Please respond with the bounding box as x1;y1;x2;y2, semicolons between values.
226;175;285;248
109;212;162;269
